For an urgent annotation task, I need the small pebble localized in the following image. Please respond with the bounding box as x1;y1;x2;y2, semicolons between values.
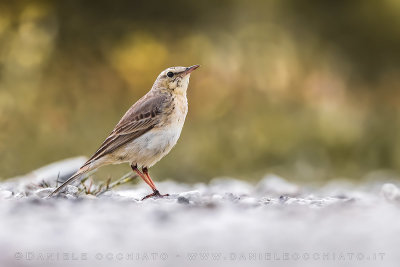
66;185;79;194
279;195;289;203
381;183;400;201
179;190;200;199
177;196;190;204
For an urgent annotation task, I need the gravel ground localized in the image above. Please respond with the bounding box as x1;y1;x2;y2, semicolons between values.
1;158;400;267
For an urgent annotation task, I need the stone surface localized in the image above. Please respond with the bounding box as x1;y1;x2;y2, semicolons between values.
0;174;399;267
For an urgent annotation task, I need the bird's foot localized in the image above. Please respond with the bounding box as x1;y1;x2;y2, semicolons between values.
141;190;169;200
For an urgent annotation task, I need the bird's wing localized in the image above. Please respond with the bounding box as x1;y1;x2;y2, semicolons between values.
82;93;169;166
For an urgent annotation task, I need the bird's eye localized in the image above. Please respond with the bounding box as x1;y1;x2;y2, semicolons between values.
167;72;174;78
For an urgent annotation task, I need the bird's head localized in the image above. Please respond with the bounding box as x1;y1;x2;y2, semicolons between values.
152;65;200;95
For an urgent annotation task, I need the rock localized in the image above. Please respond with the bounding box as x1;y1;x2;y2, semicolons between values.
381;183;400;201
177;196;190;204
238;197;259;207
0;190;12;199
6;156;88;184
66;185;79;195
1;162;400;267
178;190;201;200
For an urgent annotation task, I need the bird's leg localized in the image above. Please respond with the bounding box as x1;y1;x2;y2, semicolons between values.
130;164;168;200
130;164;157;191
141;167;169;200
141;167;156;189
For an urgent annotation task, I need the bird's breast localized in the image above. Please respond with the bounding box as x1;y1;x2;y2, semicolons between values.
123;120;185;167
161;94;188;125
120;95;188;167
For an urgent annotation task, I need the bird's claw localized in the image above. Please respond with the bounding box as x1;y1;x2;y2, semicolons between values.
141;190;169;200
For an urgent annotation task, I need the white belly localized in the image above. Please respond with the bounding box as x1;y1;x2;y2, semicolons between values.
119;120;185;167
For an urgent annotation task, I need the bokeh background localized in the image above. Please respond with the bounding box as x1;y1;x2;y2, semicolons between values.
1;0;400;183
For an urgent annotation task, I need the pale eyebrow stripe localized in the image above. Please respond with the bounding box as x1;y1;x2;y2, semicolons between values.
161;69;186;79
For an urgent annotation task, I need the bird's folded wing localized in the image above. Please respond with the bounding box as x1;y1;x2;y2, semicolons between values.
82;94;168;166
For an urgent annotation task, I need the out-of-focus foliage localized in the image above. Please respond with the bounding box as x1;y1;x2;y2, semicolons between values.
1;0;400;182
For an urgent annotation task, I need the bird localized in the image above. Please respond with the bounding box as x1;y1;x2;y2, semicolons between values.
49;65;200;199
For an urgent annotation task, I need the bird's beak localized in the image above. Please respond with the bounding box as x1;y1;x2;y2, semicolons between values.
180;65;200;76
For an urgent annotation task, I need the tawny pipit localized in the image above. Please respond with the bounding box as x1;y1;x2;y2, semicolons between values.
49;65;199;199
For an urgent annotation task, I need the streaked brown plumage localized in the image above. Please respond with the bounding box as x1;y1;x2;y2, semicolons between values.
49;65;199;199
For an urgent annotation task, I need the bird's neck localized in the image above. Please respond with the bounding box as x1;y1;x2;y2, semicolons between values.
173;87;187;98
173;91;188;116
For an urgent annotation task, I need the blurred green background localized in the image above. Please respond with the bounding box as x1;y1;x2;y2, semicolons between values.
1;0;400;183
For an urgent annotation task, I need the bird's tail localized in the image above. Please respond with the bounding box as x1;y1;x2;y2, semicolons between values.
48;167;90;197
